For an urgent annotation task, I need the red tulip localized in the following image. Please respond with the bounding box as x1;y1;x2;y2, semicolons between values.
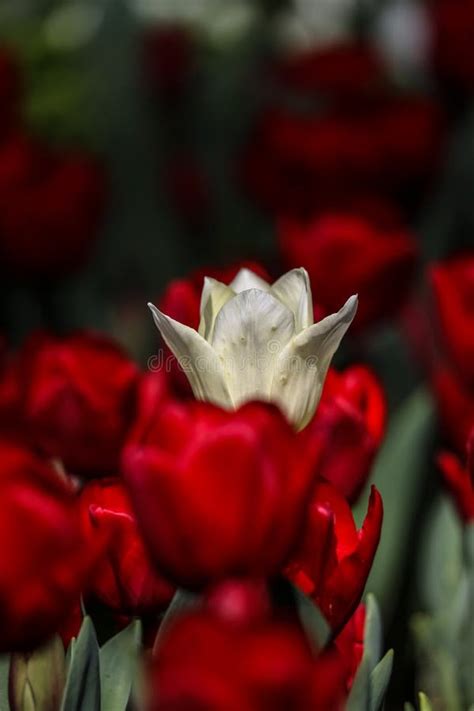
142;25;195;104
22;331;139;476
80;478;175;615
274;42;384;101
152;581;348;711
331;604;366;692
123;401;320;589
304;366;387;503
437;429;474;523
0;440;103;652
280;214;417;330
429;0;474;93
431;364;474;454
430;254;474;386
0;132;105;279
286;483;383;631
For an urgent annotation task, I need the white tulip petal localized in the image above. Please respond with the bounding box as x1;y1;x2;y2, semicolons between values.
198;277;235;340
148;303;233;408
270;295;358;429
229;268;271;294
270;267;314;332
211;289;295;406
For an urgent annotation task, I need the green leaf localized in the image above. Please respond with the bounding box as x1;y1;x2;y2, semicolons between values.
346;657;371;711
418;692;433;711
353;387;435;620
0;655;10;711
9;636;65;711
291;584;331;652
363;595;382;669
100;620;142;711
370;650;394;711
153;589;199;654
60;617;100;711
404;704;415;711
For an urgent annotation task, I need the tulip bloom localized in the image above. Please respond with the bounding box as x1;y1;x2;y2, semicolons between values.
437;430;474;523
430;255;474;386
286;483;383;631
280;215;417;331
431;364;474;454
149;267;357;430
305;365;387;502
123;401;321;589
80;479;175;615
0;440;103;652
152;581;349;711
22;331;139;476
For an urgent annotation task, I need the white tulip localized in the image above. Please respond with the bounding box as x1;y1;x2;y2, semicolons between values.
148;267;357;430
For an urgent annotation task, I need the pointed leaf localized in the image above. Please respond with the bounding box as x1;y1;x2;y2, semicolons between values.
291;584;331;652
153;589;199;654
10;636;65;711
419;692;433;711
0;656;10;711
346;657;371;711
364;595;382;669
100;621;142;711
369;650;394;711
60;617;100;711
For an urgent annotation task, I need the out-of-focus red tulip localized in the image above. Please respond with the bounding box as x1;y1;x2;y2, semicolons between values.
286;483;383;632
429;0;474;94
437;429;474;523
123;401;320;590
430;254;474;386
304;366;387;503
80;478;175;615
0;47;20;135
242;98;443;217
0;440;103;652
152;581;349;711
164;155;212;227
22;331;139;476
431;364;474;454
0;133;105;279
142;24;195;104
280;214;417;330
274;42;384;100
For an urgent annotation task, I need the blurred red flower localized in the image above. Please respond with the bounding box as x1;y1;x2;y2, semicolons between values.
242;98;443;217
123;401;320;589
305;366;387;503
142;24;195;104
21;331;139;476
273;42;384;101
152;581;352;711
437;429;474;523
429;0;474;93
0;440;104;652
430;254;474;386
0;132;105;279
431;364;474;454
80;478;175;615
280;214;418;330
286;483;383;632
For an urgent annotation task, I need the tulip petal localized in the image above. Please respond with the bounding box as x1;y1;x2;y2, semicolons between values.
271;295;358;429
270;268;314;332
148;303;233;408
229;268;271;294
198;278;235;340
211;289;295;406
